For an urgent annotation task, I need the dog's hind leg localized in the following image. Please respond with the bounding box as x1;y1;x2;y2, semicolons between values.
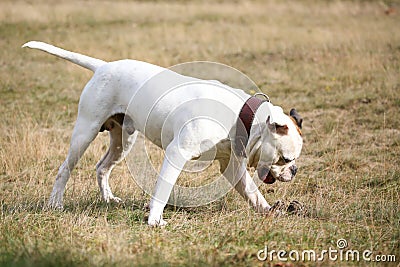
48;118;101;209
96;123;137;203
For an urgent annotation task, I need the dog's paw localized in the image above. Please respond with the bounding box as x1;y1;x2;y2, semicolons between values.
103;192;123;204
46;200;64;210
147;217;168;227
108;196;123;204
47;193;64;210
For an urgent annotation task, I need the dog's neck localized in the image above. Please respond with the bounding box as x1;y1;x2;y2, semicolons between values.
232;96;286;165
246;102;281;167
234;96;267;158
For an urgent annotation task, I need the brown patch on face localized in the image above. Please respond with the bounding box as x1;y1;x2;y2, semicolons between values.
290;116;302;136
266;116;289;135
275;124;289;135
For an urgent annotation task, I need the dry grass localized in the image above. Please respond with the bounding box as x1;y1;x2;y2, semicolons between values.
1;0;399;266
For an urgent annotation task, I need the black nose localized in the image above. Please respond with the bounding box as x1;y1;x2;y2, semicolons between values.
290;165;298;176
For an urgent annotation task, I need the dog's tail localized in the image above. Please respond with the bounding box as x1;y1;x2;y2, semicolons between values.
22;41;106;72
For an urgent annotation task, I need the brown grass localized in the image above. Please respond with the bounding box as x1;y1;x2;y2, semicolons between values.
1;0;399;266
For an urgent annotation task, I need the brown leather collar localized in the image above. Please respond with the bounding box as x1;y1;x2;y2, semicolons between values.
235;95;268;158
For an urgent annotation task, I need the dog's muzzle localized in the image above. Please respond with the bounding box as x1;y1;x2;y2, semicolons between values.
258;165;298;184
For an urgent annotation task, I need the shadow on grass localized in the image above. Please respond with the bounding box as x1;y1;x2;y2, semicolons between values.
0;250;89;267
0;252;216;267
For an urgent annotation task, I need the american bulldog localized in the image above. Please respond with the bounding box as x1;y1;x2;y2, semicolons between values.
23;41;303;226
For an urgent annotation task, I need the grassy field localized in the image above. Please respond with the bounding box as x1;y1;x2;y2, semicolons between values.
1;0;399;266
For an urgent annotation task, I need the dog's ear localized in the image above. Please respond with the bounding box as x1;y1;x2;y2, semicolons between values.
266;116;289;135
290;108;303;129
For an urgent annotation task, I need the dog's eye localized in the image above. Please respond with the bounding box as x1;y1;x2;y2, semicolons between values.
276;156;293;165
282;156;293;163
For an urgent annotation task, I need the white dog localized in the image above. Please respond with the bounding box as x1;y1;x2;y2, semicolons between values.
23;41;303;226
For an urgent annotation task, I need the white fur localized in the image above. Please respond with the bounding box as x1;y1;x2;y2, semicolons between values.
23;41;303;226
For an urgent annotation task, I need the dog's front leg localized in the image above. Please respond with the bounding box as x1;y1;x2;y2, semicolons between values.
235;166;271;213
221;159;271;213
148;142;188;226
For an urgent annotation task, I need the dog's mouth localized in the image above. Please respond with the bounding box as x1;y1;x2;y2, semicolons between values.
257;165;298;184
257;167;276;184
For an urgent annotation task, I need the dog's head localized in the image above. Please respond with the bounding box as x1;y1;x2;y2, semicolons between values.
255;108;303;184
